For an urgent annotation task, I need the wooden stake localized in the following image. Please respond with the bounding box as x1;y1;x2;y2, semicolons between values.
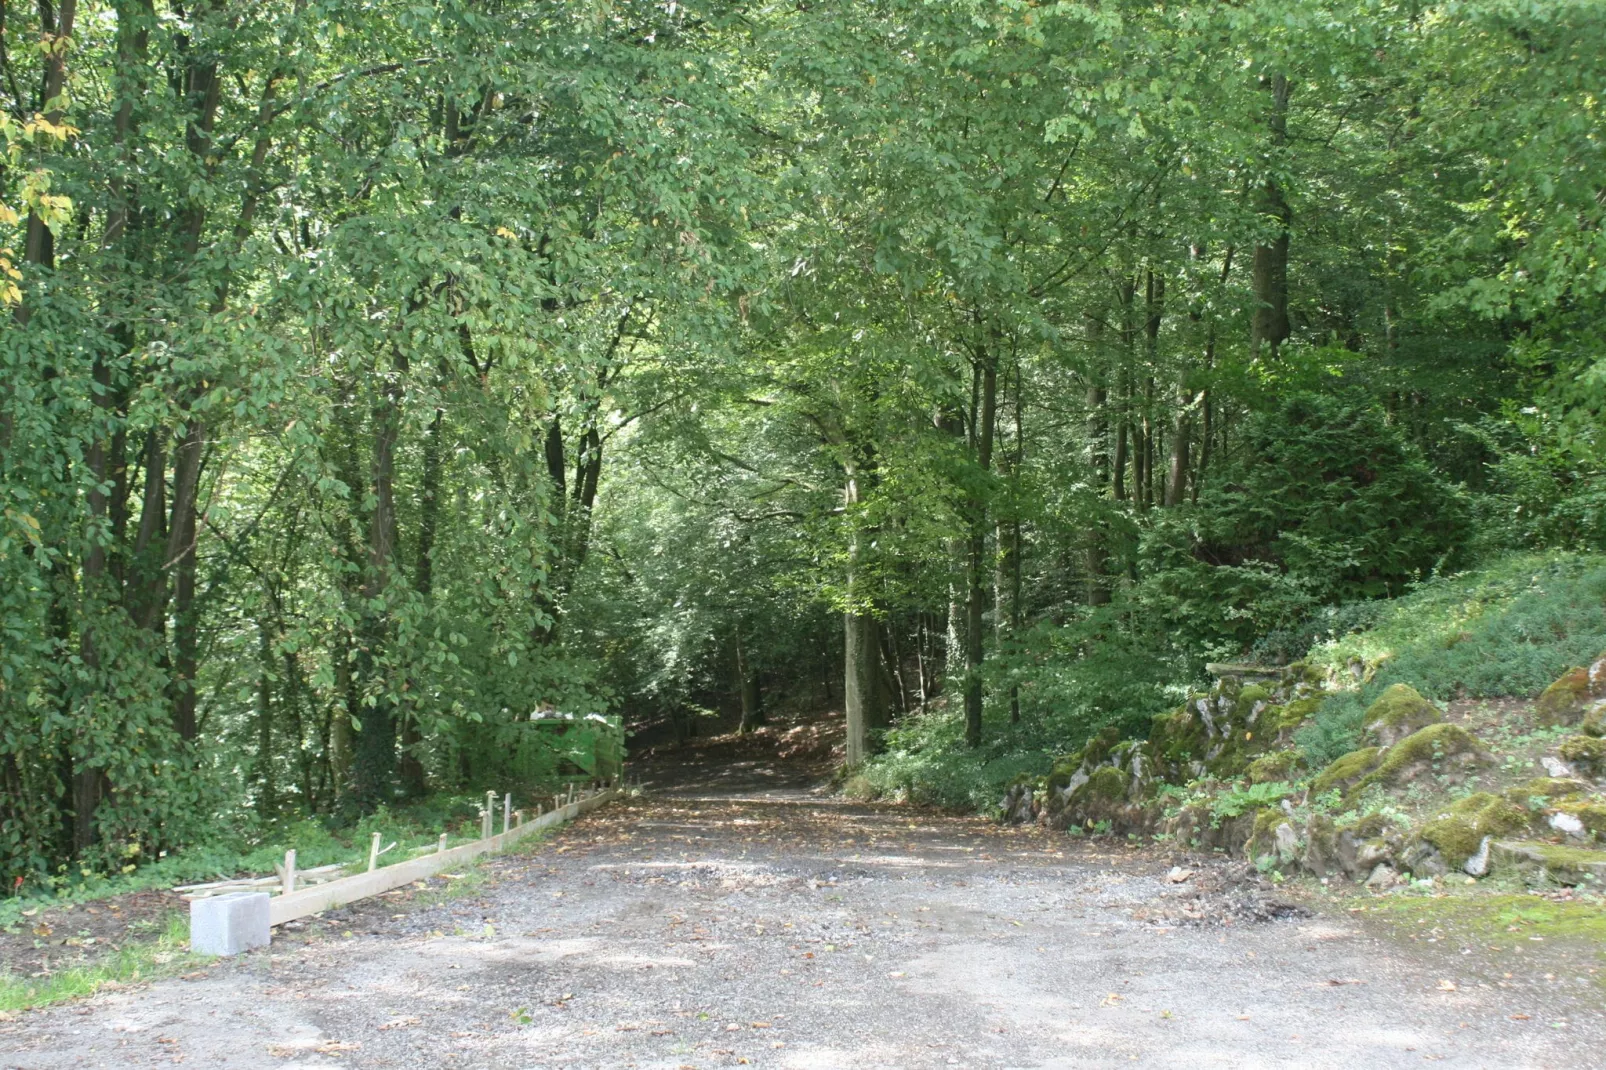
369;832;382;872
437;833;448;854
283;849;297;895
502;793;512;835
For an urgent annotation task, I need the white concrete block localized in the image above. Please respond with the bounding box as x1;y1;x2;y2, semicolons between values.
190;891;271;956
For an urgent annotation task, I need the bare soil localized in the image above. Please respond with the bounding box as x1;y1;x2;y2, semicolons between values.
4;728;1603;1068
0;890;184;979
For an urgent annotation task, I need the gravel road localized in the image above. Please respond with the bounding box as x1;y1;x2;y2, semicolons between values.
5;753;1602;1069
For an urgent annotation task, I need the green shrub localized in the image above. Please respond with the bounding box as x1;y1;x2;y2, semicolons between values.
1297;553;1606;764
1136;393;1470;655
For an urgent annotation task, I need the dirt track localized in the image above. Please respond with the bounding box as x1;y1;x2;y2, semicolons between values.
4;748;1603;1069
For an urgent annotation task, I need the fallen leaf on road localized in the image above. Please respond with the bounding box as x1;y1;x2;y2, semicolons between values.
1437;980;1457;992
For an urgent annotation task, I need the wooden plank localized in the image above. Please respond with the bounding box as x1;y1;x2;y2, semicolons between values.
266;787;618;927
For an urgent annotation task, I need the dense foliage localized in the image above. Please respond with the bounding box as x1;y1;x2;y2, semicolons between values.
3;0;1604;884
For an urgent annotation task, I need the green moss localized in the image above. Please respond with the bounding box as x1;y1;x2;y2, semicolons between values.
1359;723;1490;789
1340;811;1396;840
1514;842;1606;873
1503;777;1589;807
1238;683;1273;707
1361;683;1443;745
1364;893;1606;957
1277;696;1323;732
1537;666;1593;726
1417;792;1530;866
1560;735;1606;778
1311;746;1383;796
1080;765;1129;802
1148;704;1204;765
1247;748;1303;784
1553;801;1606;841
1045;725;1123;795
1244;807;1292;862
1583;703;1606;738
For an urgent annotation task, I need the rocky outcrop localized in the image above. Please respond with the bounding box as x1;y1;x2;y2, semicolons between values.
1536;650;1606;728
1008;657;1606;888
1035;664;1324;832
1361;684;1443;747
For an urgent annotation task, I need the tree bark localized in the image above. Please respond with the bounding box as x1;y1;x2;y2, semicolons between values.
735;631;764;734
842;462;886;766
351;357;404;812
964;345;997;749
1251;73;1291;360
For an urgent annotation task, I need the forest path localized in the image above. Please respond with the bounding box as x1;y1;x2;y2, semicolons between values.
6;755;1603;1069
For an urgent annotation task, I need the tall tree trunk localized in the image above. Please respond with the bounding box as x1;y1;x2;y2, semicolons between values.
1251;73;1291;360
1085;311;1112;605
255;621;276;815
351;361;404;811
1006;361;1024;722
842;463;885;766
167;423;204;741
735;630;764;733
964;345;998;749
398;403;445;799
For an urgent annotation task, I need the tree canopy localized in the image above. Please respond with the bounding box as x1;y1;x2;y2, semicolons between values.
2;0;1603;882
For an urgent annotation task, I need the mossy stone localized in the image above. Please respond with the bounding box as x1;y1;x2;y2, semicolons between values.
1237;683;1273;708
1493;841;1606;885
1351;723;1491;797
1559;735;1606;779
1552;800;1606;842
1582;703;1606;738
1276;697;1322;733
1244;807;1291;864
1417;793;1529;867
1080;765;1129;802
1303;813;1340;877
1503;777;1589;807
1311;746;1383;796
1247;749;1303;784
1362;683;1443;747
1537;666;1593;727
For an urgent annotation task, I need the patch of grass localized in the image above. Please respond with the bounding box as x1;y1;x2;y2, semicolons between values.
0;790;554;929
1364;891;1606;948
1298;553;1606;764
0;914;200;1013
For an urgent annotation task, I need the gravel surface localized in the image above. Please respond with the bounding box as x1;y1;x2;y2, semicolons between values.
4;757;1602;1069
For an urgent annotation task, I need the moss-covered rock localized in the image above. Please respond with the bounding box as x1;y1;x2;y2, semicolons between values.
1550;799;1606;843
1247;748;1303;784
1582;703;1606;738
1416;793;1530;868
1334;812;1403;881
1082;764;1129;801
1310;746;1383;797
1536;653;1606;727
1503;777;1590;808
1348;723;1492;800
1303;813;1340;878
1559;735;1606;780
1361;684;1443;747
1492;840;1606;885
1274;697;1323;743
1244;807;1297;865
